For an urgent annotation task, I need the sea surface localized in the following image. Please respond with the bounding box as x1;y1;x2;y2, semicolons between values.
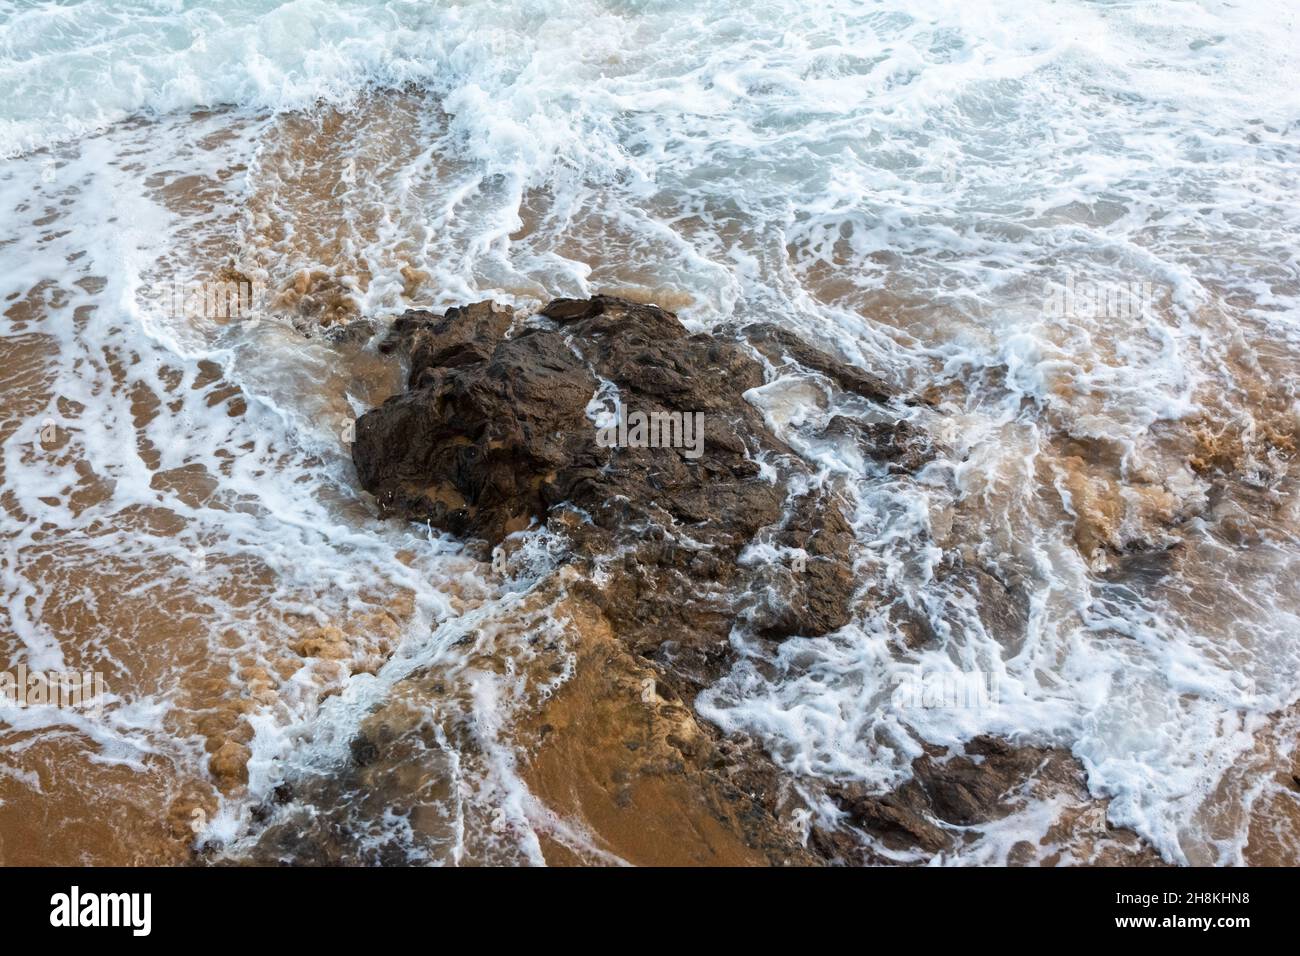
1;0;1298;864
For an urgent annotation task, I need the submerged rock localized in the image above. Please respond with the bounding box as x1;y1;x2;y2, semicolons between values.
826;736;1162;865
745;322;895;404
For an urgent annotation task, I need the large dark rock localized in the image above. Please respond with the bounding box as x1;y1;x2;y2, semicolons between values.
352;294;907;696
354;326;598;542
823;735;1162;865
355;296;799;551
822;414;936;474
382;299;515;377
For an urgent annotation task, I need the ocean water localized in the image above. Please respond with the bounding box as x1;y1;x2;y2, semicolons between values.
1;0;1298;864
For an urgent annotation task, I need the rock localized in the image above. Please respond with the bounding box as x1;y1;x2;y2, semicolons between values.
344;294;1148;865
208;740;251;793
888;600;941;650
322;317;378;347
742;487;859;639
827;737;1078;856
745;322;895;404
835;789;954;855
354;296;871;563
822;735;1161;865
515;590;818;865
877;560;1027;652
962;565;1030;649
354;327;598;542
380;300;515;378
351;297;807;652
349;734;379;767
822;414;936;473
344;294;924;859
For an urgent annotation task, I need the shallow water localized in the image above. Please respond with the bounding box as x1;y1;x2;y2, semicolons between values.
1;0;1298;865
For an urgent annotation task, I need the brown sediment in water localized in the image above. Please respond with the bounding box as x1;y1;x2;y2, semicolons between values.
1042;449;1200;566
235;565;815;866
1243;730;1300;866
0;107;425;864
0;323;235;863
240;91;452;330
518;582;812;866
0;736;196;867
